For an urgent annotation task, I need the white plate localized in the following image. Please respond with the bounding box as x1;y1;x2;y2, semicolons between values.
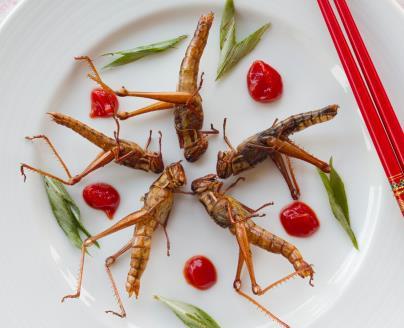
0;1;403;327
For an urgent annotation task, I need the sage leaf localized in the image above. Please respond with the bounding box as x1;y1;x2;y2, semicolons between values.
318;165;358;250
154;295;221;328
217;0;270;80
102;35;188;69
329;157;350;224
44;177;99;250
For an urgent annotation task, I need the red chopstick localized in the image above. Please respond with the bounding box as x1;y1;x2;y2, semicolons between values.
317;0;404;215
334;0;404;168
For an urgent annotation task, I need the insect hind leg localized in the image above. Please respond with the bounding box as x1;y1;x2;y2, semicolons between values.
104;240;134;318
235;288;290;328
75;56;114;93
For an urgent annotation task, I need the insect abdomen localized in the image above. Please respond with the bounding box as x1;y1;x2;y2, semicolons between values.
178;12;213;93
275;104;339;137
48;112;116;151
126;218;158;298
238;221;307;272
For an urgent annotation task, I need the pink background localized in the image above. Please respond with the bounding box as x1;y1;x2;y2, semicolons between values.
0;0;18;23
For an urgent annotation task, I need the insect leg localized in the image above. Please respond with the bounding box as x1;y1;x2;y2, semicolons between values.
114;148;141;164
158;131;162;153
223;118;235;151
75;56;114;93
117;101;175;120
144;130;153;151
250;138;330;172
235;201;274;223
232;249;290;327
21;148;115;185
115;88;193;104
104;240;133;318
228;205;261;295
270;152;300;199
61;209;148;302
233;248;245;291
200;123;219;135
25;135;72;177
258;264;314;296
234;288;290;328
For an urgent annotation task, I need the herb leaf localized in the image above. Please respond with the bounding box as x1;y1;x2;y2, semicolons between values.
217;23;270;80
217;17;236;72
154;295;221;328
217;0;270;80
44;177;99;249
329;157;350;224
318;161;358;250
220;0;236;49
102;35;188;69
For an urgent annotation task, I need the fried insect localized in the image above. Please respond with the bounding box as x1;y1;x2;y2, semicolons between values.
80;13;218;162
217;105;339;199
61;162;187;317
191;174;314;328
20;113;163;185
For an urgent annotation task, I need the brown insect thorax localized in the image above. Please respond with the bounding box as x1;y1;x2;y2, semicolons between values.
145;151;164;174
216;150;235;178
184;133;208;162
191;174;232;228
164;162;187;189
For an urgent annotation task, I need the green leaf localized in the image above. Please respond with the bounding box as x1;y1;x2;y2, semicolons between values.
217;0;271;80
329;157;350;224
318;170;358;250
220;0;236;49
102;35;188;69
216;23;270;80
154;295;221;328
217;17;236;73
44;177;99;250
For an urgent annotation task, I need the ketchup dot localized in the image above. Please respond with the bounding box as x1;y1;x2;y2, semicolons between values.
183;255;217;290
83;183;120;219
90;88;119;118
247;60;283;103
280;201;320;237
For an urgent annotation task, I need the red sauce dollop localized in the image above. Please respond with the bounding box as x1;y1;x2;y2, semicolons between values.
83;183;120;219
247;60;283;103
90;88;119;118
183;255;217;290
280;201;320;237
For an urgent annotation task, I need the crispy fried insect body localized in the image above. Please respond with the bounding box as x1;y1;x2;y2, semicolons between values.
174;13;214;161
20;113;163;185
52;113;163;172
191;174;314;327
62;162;186;317
192;174;313;277
99;14;218;162
125;162;185;297
217;105;338;199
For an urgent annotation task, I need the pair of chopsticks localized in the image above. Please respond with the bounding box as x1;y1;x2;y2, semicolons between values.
317;0;404;215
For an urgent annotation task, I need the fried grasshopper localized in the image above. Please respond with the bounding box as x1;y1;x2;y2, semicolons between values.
20;112;163;185
217;105;338;199
81;13;218;162
61;162;186;317
191;174;314;328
